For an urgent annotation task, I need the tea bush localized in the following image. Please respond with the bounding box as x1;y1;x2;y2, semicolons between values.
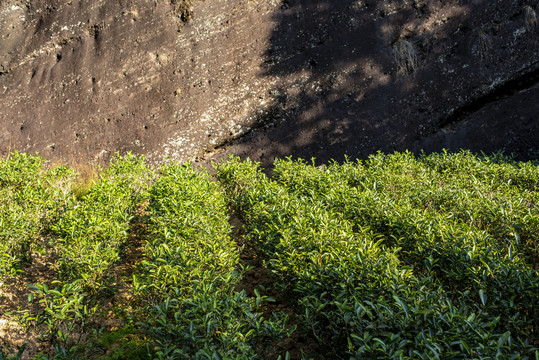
0;152;74;276
217;152;539;359
19;154;153;357
2;150;537;359
50;153;152;290
134;163;289;359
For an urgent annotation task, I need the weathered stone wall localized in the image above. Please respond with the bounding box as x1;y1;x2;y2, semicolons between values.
1;0;538;165
0;0;281;163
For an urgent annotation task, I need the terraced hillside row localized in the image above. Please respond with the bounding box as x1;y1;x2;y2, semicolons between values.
217;152;539;359
0;151;537;359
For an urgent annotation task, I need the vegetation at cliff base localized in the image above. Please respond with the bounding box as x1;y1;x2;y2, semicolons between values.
0;150;537;359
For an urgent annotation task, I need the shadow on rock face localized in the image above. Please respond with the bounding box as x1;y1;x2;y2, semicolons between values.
220;0;539;167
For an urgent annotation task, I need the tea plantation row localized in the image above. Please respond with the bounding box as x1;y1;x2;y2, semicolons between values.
0;151;537;359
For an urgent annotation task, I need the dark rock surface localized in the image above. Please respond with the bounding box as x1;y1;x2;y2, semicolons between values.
213;0;539;167
1;0;538;166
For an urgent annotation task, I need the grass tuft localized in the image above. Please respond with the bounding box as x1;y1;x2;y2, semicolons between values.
393;39;418;75
71;163;100;201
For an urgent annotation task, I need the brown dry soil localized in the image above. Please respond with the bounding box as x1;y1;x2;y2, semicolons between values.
0;238;58;357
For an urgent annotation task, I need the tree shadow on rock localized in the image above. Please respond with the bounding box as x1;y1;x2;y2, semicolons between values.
227;0;539;168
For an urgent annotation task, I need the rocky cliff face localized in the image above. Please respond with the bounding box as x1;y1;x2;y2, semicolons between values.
1;0;538;165
0;0;281;163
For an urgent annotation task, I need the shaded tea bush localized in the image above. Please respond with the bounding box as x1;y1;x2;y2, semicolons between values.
217;152;538;359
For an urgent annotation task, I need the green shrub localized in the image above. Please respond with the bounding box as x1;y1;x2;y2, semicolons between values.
0;152;74;276
135;163;289;359
50;153;152;290
217;152;539;359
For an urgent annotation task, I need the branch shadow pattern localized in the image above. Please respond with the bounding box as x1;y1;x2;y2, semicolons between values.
228;0;539;167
